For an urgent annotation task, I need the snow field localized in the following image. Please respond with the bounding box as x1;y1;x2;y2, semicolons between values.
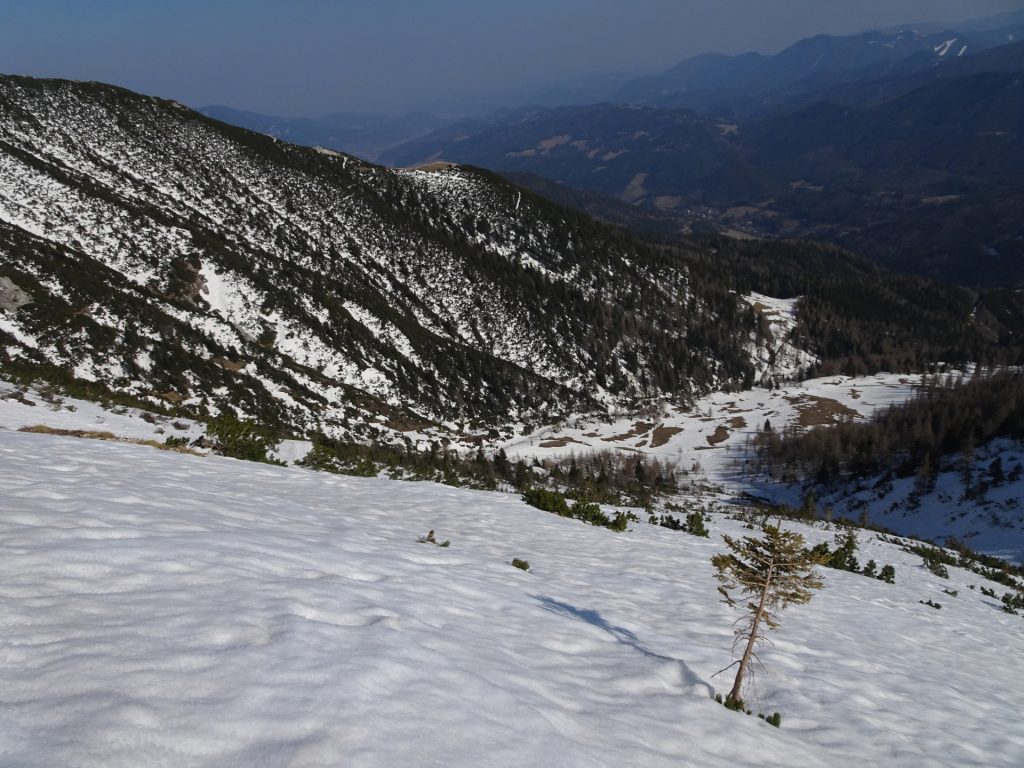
503;372;923;480
1;431;1023;767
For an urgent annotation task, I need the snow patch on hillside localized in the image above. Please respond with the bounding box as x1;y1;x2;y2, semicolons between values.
742;292;818;383
503;372;921;484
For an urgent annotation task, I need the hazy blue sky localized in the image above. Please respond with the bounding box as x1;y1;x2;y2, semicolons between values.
2;0;1022;115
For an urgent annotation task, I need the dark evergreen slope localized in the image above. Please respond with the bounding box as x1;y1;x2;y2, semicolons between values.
751;371;1024;485
1;75;1020;442
0;75;764;440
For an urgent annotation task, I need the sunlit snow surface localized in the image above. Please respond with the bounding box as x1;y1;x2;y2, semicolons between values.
503;372;922;477
1;431;1023;767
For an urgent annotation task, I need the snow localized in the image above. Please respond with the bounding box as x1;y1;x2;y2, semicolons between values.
934;38;958;57
810;437;1024;562
502;372;922;484
742;292;817;382
1;430;1022;767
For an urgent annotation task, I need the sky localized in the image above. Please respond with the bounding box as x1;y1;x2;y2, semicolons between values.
2;0;1023;116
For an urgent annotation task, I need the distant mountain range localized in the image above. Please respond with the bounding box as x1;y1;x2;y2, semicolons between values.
612;21;1024;115
195;13;1024;288
195;106;458;163
380;28;1024;287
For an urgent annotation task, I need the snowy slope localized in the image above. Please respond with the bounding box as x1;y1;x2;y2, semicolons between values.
0;74;792;441
503;372;921;478
812;437;1024;562
2;430;1022;767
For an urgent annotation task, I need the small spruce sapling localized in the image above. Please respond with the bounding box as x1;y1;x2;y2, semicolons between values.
685;509;710;538
827;528;859;572
712;522;824;709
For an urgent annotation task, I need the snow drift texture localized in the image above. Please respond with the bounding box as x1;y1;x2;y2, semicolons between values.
1;430;1022;767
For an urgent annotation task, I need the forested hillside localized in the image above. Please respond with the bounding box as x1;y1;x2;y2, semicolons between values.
1;75;1021;446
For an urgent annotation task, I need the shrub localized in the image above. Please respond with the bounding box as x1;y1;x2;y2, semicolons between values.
417;530;449;547
523;488;571;516
827;529;859;572
1001;592;1024;614
723;696;745;712
511;558;530;571
573;500;611;527
608;511;629;532
655;513;684;530
206;417;281;464
879;564;896;584
685;509;710;538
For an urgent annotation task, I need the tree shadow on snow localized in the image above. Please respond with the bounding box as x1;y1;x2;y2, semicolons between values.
533;595;714;698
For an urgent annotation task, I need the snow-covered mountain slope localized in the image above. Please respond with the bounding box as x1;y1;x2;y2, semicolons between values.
811;437;1024;562
1;430;1022;767
0;74;790;442
12;369;1020;564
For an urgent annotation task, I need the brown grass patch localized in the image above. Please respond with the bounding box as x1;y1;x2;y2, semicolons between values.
602;422;654;443
728;416;748;429
650;425;684;448
18;425;201;454
539;437;587;449
706;425;730;446
786;395;858;428
385;413;435;433
214;357;246;373
412;161;457;172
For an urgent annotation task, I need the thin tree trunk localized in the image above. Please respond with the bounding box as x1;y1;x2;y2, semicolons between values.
728;560;774;705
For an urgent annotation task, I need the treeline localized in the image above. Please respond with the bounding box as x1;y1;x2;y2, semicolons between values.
748;370;1024;485
294;435;678;506
690;238;1024;376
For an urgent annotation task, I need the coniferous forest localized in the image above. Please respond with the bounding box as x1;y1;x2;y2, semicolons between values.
748;371;1024;486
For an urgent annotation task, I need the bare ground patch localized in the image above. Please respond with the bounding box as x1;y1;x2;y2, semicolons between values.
785;395;858;428
603;422;654;443
538;437;588;449
706;426;731;446
650;425;684;448
18;425;201;454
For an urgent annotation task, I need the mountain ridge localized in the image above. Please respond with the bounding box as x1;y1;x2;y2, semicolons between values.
2;74;1021;448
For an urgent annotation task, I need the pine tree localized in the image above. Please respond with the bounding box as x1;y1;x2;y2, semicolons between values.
712;523;824;708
